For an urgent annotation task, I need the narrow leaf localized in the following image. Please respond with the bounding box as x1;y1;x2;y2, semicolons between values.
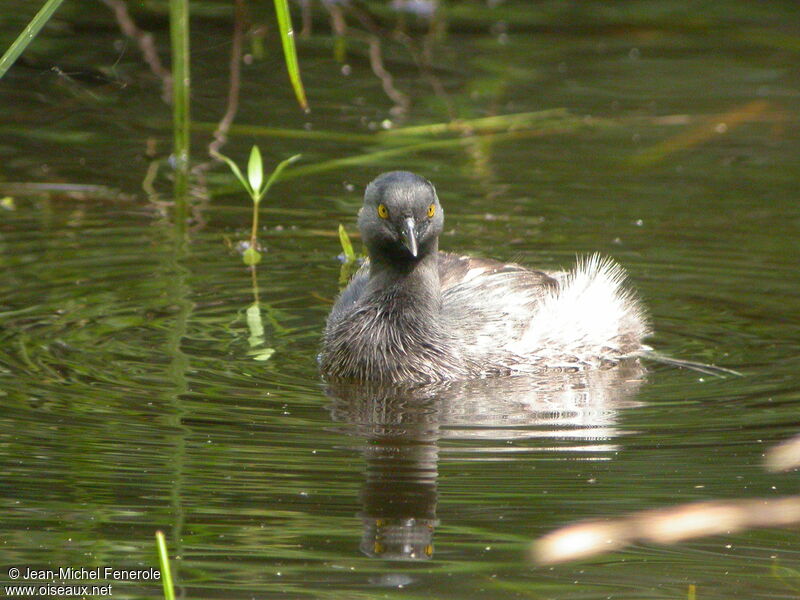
0;0;67;80
212;150;253;197
155;532;176;600
338;224;355;262
247;145;264;194
257;153;301;202
273;0;309;112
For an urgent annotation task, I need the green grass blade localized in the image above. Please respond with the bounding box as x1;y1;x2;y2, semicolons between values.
273;0;309;112
0;0;67;80
380;109;571;138
258;153;301;202
155;531;176;600
278;134;518;180
278;118;607;182
191;122;383;144
338;224;355;262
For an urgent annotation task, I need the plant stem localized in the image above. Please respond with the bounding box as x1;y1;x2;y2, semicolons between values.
170;0;191;223
250;200;259;252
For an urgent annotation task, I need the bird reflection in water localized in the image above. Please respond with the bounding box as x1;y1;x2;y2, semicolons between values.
326;360;646;560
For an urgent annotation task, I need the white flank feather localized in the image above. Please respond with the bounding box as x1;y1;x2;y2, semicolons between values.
510;254;649;364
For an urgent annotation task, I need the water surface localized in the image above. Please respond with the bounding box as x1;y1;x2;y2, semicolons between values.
1;3;799;598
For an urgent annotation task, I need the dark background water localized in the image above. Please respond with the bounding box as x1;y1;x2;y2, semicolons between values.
1;1;799;598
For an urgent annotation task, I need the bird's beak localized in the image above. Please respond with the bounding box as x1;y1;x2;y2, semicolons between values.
400;216;418;257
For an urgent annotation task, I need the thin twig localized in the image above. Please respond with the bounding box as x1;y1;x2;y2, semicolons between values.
208;0;246;157
191;0;247;218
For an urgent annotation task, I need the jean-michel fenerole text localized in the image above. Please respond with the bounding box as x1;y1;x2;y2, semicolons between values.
16;567;161;581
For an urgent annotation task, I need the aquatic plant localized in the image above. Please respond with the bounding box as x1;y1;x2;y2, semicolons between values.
214;146;300;265
155;531;176;600
337;223;362;286
171;0;309;221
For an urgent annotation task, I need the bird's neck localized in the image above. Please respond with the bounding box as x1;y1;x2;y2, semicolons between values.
366;247;441;313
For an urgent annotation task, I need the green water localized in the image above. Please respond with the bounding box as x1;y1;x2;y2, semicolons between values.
1;2;800;598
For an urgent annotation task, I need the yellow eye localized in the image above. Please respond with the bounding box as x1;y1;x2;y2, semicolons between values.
377;204;389;219
427;204;436;218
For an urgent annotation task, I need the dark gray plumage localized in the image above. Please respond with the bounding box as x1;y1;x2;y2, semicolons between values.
319;171;649;384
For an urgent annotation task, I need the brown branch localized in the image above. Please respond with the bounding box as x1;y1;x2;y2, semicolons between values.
208;0;246;157
533;495;800;566
366;35;410;117
299;0;312;38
